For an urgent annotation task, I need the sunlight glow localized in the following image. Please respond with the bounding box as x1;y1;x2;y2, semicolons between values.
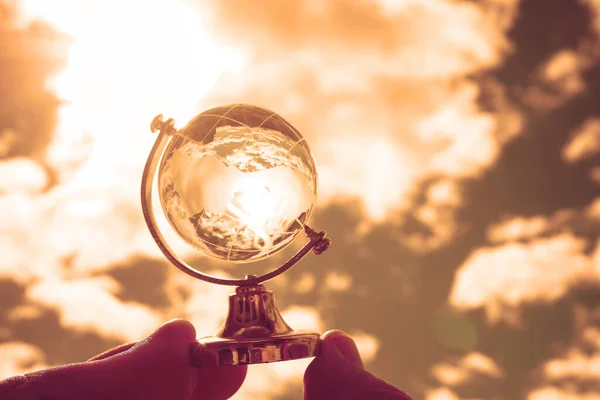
20;0;246;171
228;176;285;232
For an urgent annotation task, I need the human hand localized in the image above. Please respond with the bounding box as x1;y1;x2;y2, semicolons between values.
0;319;247;400
0;321;410;400
304;330;412;400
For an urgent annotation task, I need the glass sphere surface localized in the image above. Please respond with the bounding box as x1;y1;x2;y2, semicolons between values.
158;104;318;263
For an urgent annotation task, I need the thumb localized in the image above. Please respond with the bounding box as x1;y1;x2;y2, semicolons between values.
0;319;246;400
303;330;411;400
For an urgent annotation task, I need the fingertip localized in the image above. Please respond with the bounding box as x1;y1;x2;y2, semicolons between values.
320;330;363;369
304;330;364;396
87;320;196;363
320;329;353;345
151;319;197;344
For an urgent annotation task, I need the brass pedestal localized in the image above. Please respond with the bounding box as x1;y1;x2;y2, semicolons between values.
191;284;319;367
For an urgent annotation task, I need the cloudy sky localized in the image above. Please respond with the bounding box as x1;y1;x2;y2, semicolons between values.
1;0;600;398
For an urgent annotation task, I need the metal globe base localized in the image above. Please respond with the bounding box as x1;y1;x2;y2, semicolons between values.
190;283;319;367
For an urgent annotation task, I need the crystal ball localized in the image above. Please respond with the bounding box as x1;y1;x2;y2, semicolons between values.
157;104;318;263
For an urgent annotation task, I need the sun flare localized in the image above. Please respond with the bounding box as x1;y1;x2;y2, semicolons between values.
19;0;246;172
228;175;285;232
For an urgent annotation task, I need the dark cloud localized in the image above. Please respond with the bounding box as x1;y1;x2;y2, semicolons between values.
0;279;121;366
0;11;69;191
102;256;173;310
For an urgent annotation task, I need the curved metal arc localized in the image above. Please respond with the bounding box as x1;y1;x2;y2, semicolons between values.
140;120;330;287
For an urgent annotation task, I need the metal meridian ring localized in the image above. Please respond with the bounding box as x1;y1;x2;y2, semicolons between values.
140;116;329;286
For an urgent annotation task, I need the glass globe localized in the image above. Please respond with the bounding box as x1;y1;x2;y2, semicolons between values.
157;104;318;263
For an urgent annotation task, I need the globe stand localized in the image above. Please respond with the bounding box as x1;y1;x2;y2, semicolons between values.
143;114;331;367
191;283;320;367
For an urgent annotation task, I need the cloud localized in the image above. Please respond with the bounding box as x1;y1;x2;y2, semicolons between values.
487;198;600;245
425;387;461;400
544;351;600;381
591;198;600;222
415;83;500;178
204;0;511;78
487;215;552;244
591;167;600;183
453;190;600;323
450;234;594;322
431;352;503;386
0;158;48;193
324;272;353;292
281;306;323;332
485;209;581;244
0;129;18;158
26;276;162;341
405;179;465;251
170;272;235;337
198;0;520;223
0;342;48;378
528;388;600;400
0;159;204;285
522;50;587;111
585;0;600;36
351;331;381;364
528;325;600;399
520;0;600;113
316;133;419;221
562;117;600;164
293;272;316;294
